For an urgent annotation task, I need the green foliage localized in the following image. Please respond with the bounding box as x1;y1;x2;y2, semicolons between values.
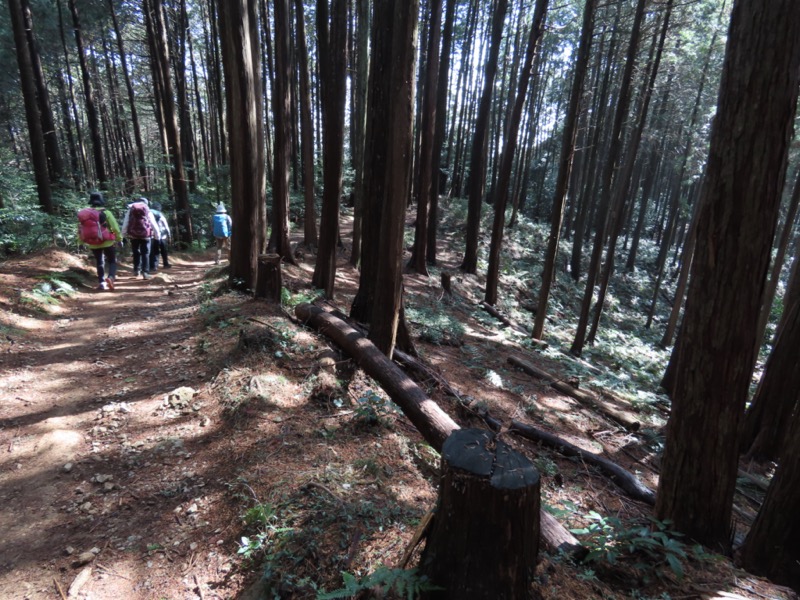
281;287;323;308
406;303;465;346
236;501;293;562
317;567;441;600
570;513;691;582
353;389;397;427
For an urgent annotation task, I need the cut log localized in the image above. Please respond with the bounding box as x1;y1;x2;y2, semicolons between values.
296;303;459;449
509;420;656;505
508;355;640;431
255;254;282;302
295;303;583;557
420;429;540;599
440;272;452;295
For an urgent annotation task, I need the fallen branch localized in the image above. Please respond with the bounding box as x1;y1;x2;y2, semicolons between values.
508;355;640;432
295;303;583;558
509;420;656;505
480;302;547;348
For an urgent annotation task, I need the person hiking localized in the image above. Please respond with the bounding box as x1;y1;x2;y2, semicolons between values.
211;204;232;265
77;191;121;291
148;201;172;272
121;197;159;279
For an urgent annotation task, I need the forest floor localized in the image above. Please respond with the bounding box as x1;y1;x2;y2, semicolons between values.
0;215;796;600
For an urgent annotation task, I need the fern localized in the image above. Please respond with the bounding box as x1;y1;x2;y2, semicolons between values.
317;566;441;600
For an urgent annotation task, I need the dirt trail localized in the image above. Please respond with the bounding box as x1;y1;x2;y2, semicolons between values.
0;254;224;599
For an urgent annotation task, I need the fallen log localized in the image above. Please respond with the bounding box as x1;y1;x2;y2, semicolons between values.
296;304;458;450
508;355;640;432
295;303;584;557
509;420;656;506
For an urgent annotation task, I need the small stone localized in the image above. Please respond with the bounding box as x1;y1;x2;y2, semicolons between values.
189;542;198;551
186;503;198;514
80;502;92;512
103;482;115;492
216;539;224;545
65;546;75;556
72;552;95;567
63;463;73;473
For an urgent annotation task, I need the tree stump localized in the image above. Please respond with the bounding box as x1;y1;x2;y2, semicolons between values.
255;254;282;302
420;428;541;599
441;272;452;295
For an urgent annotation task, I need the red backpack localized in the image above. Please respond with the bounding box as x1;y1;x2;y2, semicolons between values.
78;208;115;246
127;202;153;239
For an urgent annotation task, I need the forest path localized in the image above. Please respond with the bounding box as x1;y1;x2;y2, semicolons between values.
0;251;222;599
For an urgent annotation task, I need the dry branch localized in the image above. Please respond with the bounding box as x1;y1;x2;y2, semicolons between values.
508;355;641;431
509;420;656;505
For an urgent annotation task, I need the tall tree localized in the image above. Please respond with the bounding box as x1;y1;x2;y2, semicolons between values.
349;0;370;266
294;0;317;248
740;250;800;462
312;0;348;297
532;0;597;339
218;0;266;290
21;0;63;184
268;0;295;260
460;0;509;274
655;0;800;551
570;0;646;356
8;0;52;212
68;0;106;188
484;0;549;305
369;0;419;357
144;0;193;244
408;0;442;275
108;0;146;188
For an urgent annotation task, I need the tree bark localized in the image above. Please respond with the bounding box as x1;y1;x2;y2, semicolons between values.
255;254;282;302
268;0;296;261
312;0;348;298
484;0;549;306
420;429;541;600
218;0;266;290
8;0;52;212
655;0;800;551
532;0;596;339
460;0;508;274
294;0;317;248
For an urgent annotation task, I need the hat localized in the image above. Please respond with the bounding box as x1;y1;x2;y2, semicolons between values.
89;192;105;207
137;197;149;206
216;204;227;214
151;201;162;211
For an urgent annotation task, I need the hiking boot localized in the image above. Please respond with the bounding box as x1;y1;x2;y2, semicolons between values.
133;270;140;277
97;282;107;290
163;264;172;269
142;272;151;280
105;277;115;290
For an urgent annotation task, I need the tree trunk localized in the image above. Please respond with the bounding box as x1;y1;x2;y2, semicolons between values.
408;0;443;276
532;0;596;339
8;0;53;212
349;0;370;266
369;0;418;357
460;0;508;274
218;0;267;290
68;0;106;188
740;251;800;462
420;429;541;600
312;0;348;298
739;400;800;590
294;0;317;248
570;0;646;356
268;0;296;261
255;254;282;302
145;0;193;245
655;0;800;551
484;0;549;306
21;0;63;185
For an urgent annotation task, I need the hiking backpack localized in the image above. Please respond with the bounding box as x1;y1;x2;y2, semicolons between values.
151;209;168;239
77;208;115;246
212;213;231;238
128;203;153;238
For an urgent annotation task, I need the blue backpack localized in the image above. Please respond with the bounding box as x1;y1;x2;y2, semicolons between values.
212;213;230;237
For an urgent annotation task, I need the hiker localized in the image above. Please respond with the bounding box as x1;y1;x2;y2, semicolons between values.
211;204;232;265
148;201;172;272
77;191;121;291
121;197;160;279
